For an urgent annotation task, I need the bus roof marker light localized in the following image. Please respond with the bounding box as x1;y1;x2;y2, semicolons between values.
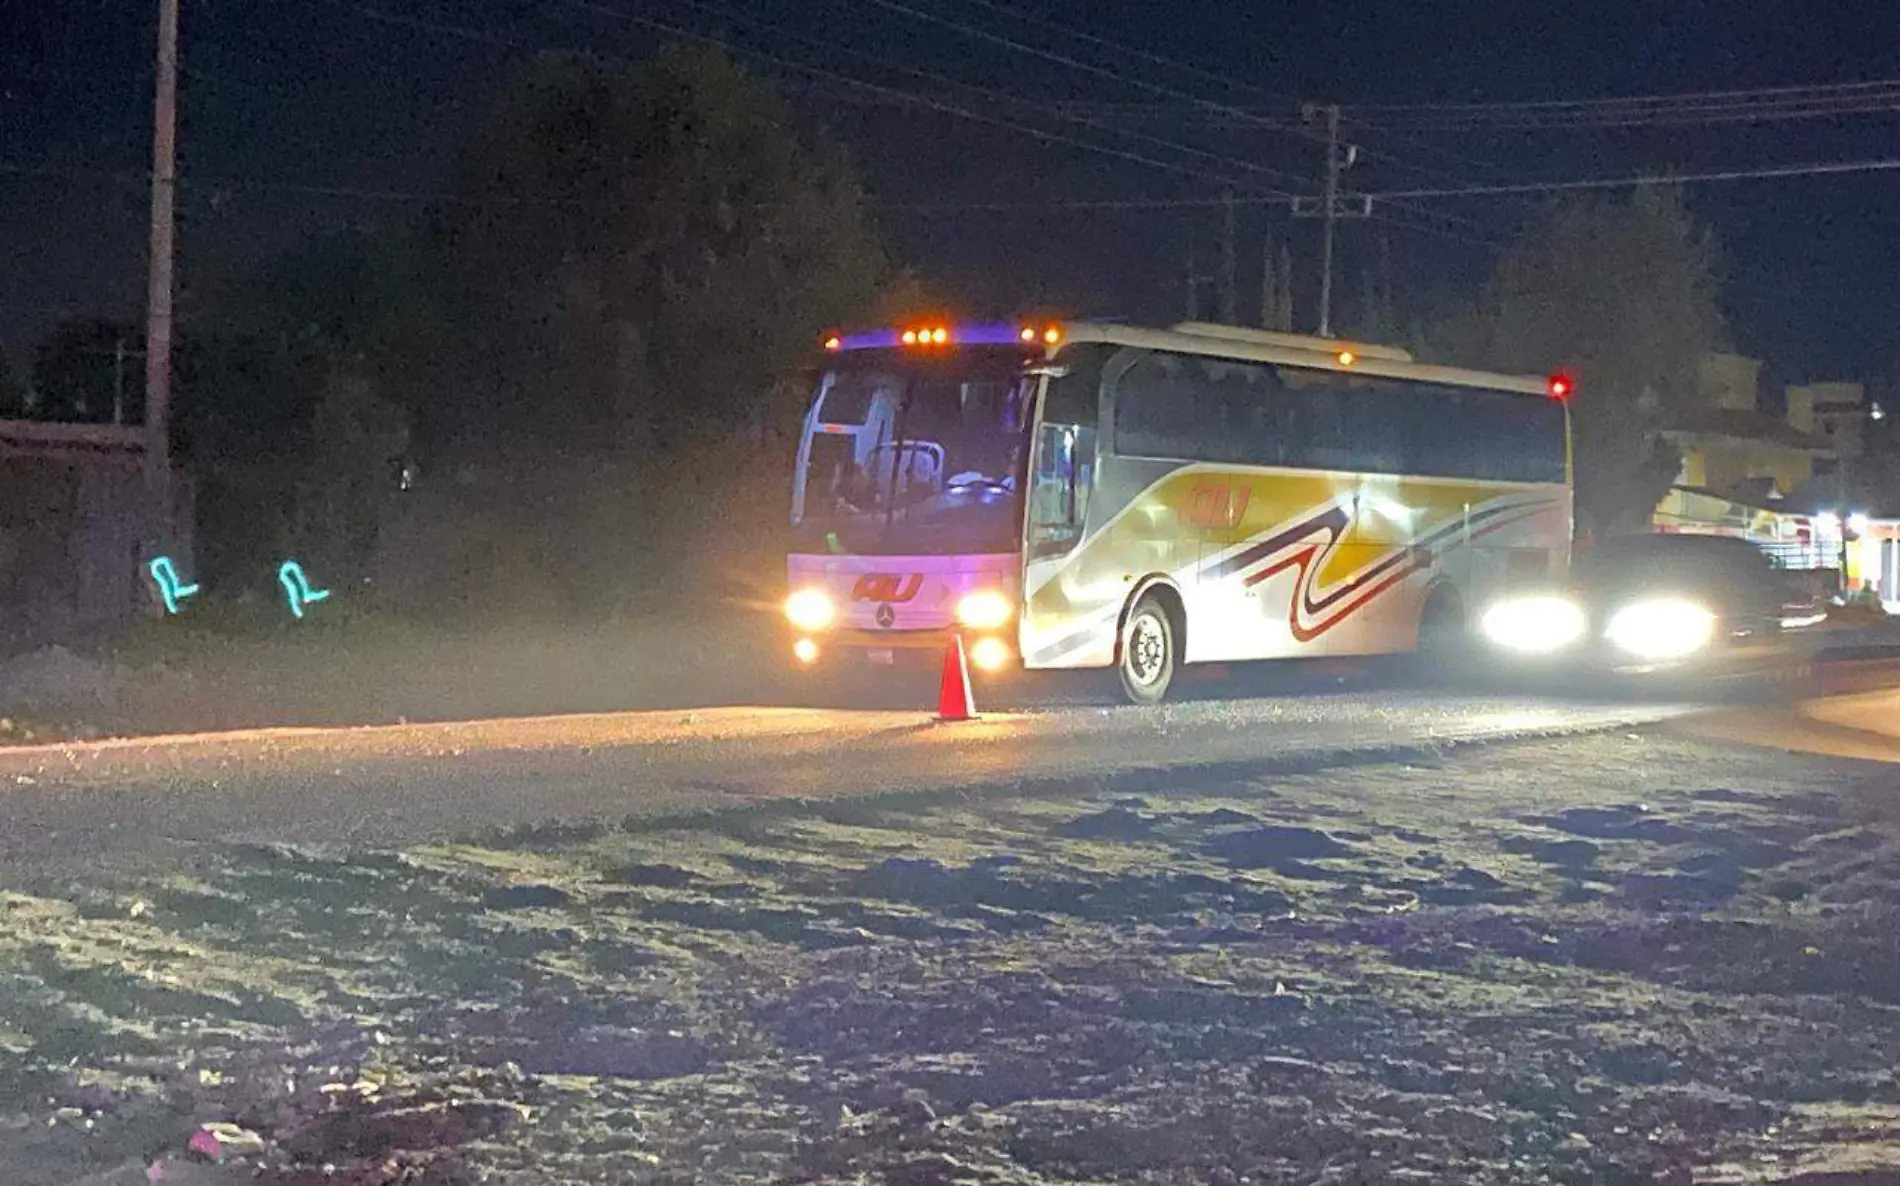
1043;326;1062;345
823;334;841;352
1548;374;1574;400
901;329;918;345
1020;326;1037;343
932;327;948;344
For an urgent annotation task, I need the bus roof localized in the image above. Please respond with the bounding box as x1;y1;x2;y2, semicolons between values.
821;320;1558;398
1170;321;1414;362
1061;321;1555;398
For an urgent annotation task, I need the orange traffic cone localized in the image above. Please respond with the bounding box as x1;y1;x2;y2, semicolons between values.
937;635;978;721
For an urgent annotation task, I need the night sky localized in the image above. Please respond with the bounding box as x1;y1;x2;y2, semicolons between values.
6;0;1900;386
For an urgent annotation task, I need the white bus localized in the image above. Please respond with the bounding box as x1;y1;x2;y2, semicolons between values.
785;320;1573;702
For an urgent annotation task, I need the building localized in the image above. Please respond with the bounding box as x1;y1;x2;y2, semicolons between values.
1651;354;1850;575
0;419;168;652
1846;519;1900;613
1787;381;1868;461
1662;354;1835;502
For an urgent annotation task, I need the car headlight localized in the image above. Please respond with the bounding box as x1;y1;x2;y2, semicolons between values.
956;590;1014;630
1604;598;1717;661
784;588;836;632
1479;595;1588;654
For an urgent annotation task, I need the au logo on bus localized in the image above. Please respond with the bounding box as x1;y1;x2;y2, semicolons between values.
1185;484;1251;531
851;573;924;603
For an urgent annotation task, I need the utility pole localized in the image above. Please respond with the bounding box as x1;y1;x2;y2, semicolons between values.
1219;191;1238;324
1260;230;1293;332
1317;103;1341;338
1260;232;1277;331
145;0;179;535
1184;236;1198;320
1293;103;1369;339
113;337;127;425
1184;234;1216;321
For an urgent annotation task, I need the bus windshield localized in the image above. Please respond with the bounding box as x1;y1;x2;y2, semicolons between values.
794;350;1032;555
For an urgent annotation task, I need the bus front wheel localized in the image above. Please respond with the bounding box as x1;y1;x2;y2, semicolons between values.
1119;593;1179;704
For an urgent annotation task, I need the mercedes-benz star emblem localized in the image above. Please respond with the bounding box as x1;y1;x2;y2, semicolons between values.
875;603;896;628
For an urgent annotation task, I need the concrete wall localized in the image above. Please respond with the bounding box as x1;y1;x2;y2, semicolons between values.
1696;444;1815;500
0;420;164;651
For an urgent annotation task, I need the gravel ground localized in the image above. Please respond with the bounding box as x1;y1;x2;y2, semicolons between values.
3;730;1899;1184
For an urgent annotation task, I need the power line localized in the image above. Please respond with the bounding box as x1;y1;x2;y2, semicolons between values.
0;161;147;184
944;0;1301;110
305;0;1499;227
1379;96;1900;132
24;154;1900;215
843;0;1525;273
883;155;1900;210
1365;157;1900;200
324;0;1289;193
1365;208;1505;252
837;0;1318;190
553;0;1307;192
882;193;1278;211
1350;84;1900;131
1337;115;1528;184
665;0;1307;196
1345;77;1900;115
309;0;527;49
845;4;1523;240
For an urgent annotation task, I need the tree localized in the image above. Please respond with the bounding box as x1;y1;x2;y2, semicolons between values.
179;46;891;616
1259;234;1292;332
296;369;411;579
1356;233;1398;343
423;46;888;454
0;346;25;417
870;269;945;323
1432;189;1726;538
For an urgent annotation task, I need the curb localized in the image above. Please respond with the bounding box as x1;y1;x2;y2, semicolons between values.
1811;655;1900;698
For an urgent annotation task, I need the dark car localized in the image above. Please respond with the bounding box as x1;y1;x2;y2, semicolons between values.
1479;533;1822;685
1572;534;1816;670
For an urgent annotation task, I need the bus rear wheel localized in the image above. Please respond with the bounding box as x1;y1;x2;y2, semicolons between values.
1119;593;1178;705
1413;590;1472;684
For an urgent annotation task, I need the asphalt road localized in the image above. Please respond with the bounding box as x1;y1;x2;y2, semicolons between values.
0;680;1705;876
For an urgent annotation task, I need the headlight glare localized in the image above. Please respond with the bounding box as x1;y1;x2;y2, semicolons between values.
784;588;836;632
956;590;1014;630
1479;595;1588;654
1604;598;1717;661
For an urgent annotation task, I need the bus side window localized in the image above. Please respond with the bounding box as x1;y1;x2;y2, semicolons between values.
1030;423;1096;556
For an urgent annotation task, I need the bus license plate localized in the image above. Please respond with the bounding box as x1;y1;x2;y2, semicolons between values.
866;649;895;666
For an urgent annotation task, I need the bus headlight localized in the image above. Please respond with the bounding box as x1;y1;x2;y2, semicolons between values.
784;588;836;632
1605;598;1717;661
1480;595;1587;654
956;590;1014;630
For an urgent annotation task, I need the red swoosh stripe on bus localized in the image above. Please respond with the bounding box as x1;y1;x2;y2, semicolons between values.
1240;501;1555;642
1025;495;1561;666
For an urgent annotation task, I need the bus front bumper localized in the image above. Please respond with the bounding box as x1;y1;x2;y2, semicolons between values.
791;627;1018;673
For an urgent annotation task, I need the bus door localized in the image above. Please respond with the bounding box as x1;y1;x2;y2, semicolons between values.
1187;473;1256;662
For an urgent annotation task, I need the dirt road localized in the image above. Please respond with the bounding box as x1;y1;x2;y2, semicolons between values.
5;722;1899;1185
